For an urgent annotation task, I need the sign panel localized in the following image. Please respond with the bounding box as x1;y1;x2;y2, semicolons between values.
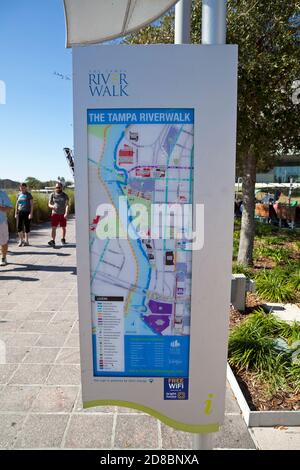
73;45;237;432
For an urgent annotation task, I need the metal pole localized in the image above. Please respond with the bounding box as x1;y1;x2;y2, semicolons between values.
202;0;227;45
174;0;228;452
193;433;213;450
175;0;192;44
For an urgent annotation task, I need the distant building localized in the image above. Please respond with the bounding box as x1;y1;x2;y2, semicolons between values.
256;154;300;183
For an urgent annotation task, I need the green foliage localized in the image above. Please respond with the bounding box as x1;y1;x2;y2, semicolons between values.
127;0;300;165
0;179;19;190
289;268;300;291
254;222;280;238
233;229;240;240
254;246;290;263
232;262;254;278
255;269;298;303
24;177;63;190
126;1;300;266
228;310;300;393
261;236;285;246
232;238;239;258
288;365;300;392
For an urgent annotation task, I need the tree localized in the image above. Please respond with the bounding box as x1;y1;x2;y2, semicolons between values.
126;0;300;265
25;176;43;190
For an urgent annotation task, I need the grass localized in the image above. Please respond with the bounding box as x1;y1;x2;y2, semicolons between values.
228;309;300;394
253;246;290;263
232;262;254;278
6;190;75;233
233;220;300;303
255;269;298;303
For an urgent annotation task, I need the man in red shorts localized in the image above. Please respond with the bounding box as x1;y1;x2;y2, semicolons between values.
48;182;69;247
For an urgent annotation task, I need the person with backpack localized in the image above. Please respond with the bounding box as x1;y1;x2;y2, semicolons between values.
15;183;33;247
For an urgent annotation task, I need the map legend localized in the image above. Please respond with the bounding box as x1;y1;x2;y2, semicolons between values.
94;296;125;373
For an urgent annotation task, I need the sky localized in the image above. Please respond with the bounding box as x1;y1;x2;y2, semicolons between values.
0;0;73;182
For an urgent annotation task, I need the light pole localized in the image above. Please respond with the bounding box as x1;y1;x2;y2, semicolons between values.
175;0;228;451
175;0;192;44
202;0;227;45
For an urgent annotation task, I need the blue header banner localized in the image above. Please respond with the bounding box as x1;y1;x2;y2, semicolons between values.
87;108;194;125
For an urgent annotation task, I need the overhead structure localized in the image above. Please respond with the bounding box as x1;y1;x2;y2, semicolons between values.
64;0;179;47
63;147;75;176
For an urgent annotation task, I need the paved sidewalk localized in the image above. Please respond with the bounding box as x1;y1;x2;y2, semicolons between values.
0;218;256;449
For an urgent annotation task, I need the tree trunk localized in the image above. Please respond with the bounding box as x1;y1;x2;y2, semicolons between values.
237;149;256;266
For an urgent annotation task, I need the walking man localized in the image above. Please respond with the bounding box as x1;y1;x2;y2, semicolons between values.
15;183;33;246
48;182;69;247
0;188;13;266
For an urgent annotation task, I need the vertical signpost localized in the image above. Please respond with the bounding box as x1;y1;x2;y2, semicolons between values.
67;0;237;449
72;42;237;439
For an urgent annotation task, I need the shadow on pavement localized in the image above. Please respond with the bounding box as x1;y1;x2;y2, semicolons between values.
2;263;77;275
0;275;39;282
8;251;71;256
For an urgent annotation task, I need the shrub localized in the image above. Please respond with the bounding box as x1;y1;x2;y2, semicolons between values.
228;310;300;393
255;269;298;303
289;269;300;292
262;236;284;246
254;246;290;263
232;238;239;259
232;262;254;278
255;222;280;238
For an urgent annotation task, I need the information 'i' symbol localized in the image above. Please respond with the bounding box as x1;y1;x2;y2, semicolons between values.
204;393;214;415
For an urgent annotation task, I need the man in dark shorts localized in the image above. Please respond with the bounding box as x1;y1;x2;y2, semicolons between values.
48;183;69;247
15;183;33;246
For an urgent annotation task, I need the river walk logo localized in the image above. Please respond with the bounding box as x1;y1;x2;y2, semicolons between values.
89;70;129;97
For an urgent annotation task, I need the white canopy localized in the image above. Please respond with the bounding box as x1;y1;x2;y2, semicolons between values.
63;0;179;47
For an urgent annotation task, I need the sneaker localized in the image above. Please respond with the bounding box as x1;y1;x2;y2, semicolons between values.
18;240;23;247
0;258;7;266
48;240;55;247
61;238;66;245
23;241;29;246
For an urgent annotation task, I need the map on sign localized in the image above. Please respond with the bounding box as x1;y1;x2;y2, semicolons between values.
87;108;194;378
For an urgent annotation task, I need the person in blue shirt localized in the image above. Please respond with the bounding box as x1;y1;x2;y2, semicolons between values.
15;183;33;246
0;189;13;266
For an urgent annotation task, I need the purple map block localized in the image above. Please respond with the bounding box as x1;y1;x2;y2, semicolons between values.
149;300;173;314
143;314;171;334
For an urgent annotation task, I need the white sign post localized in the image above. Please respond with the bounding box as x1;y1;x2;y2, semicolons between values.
73;44;237;438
